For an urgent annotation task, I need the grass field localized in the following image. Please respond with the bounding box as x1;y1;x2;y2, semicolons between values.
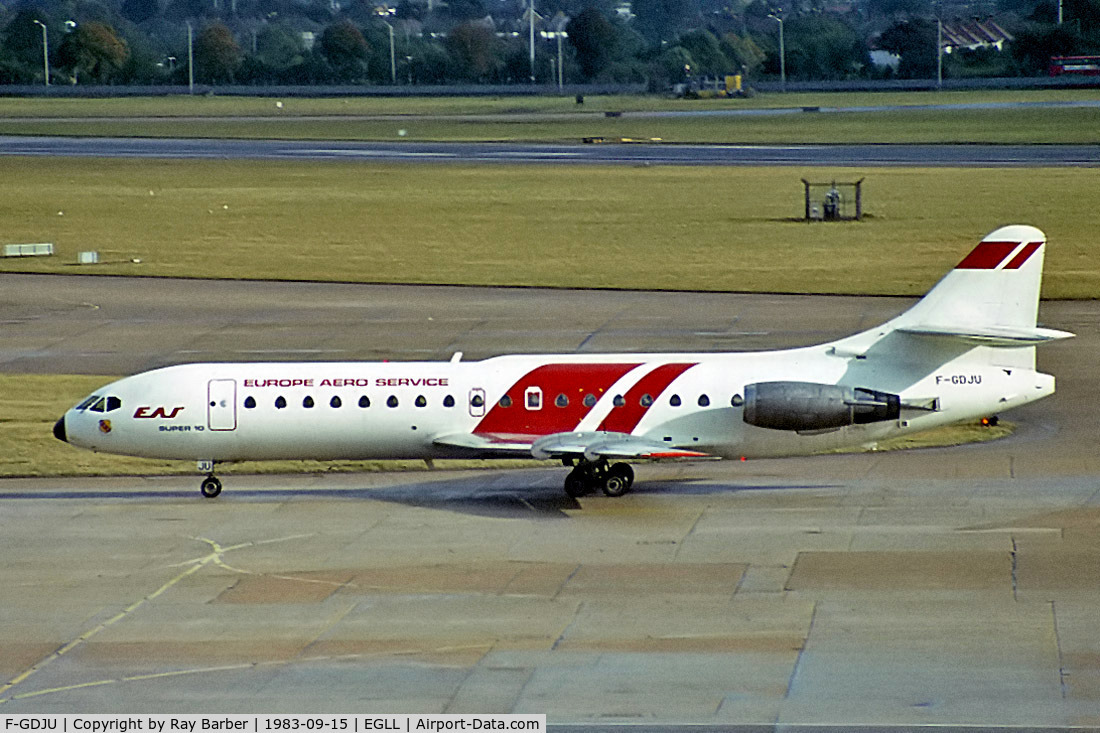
1;157;1097;298
0;374;1011;478
0;90;1098;143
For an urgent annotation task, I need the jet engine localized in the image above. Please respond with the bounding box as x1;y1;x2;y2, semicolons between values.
743;381;901;432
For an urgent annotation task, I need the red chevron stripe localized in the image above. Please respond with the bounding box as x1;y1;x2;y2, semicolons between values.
474;363;640;437
1003;241;1042;270
597;362;697;434
955;241;1019;270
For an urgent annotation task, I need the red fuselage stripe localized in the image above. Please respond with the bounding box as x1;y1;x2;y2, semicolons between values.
1003;241;1043;270
474;363;641;436
955;241;1019;270
597;362;697;434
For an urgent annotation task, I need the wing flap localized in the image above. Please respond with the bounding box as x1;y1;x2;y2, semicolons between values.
433;431;714;461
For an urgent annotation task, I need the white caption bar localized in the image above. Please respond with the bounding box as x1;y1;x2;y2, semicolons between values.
1;716;545;733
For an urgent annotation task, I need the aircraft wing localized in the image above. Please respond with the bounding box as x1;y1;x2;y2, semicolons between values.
433;431;714;462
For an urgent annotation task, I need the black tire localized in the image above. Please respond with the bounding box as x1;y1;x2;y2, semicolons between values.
200;476;222;498
564;469;590;498
601;463;634;497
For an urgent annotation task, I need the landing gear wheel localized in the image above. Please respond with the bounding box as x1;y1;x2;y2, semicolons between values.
601;462;635;497
564;469;591;498
200;475;222;498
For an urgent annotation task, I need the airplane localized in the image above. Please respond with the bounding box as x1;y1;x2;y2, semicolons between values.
53;225;1072;500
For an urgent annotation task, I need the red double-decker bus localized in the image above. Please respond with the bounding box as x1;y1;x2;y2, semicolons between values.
1049;55;1100;75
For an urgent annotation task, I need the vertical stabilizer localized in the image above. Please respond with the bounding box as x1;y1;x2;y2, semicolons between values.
888;225;1072;345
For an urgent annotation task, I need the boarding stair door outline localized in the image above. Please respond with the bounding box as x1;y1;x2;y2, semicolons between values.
208;379;237;431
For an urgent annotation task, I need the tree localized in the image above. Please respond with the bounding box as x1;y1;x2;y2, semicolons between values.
319;19;368;80
782;16;864;80
566;6;617;79
722;32;766;77
56;22;130;83
195;22;240;82
445;21;500;81
632;0;700;44
877;18;937;78
677;29;731;75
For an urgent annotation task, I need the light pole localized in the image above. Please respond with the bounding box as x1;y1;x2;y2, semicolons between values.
541;30;565;91
936;17;943;89
382;20;396;84
768;13;785;91
528;0;536;83
33;20;48;87
186;21;194;94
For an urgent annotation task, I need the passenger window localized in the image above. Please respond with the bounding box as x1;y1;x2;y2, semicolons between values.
525;387;542;410
359;395;370;408
303;396;314;408
613;395;625;407
640;394;653;407
471;394;484;408
415;395;427;407
387;395;399;408
330;396;342;408
499;395;513;408
670;394;682;407
731;394;744;407
555;393;569;408
89;398;106;413
275;396;287;409
443;395;455;408
698;394;710;407
105;396;122;412
244;396;256;409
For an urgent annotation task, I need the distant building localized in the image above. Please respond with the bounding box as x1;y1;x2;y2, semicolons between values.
939;19;1013;54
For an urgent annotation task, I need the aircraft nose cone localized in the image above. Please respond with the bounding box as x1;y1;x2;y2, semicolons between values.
53;416;67;443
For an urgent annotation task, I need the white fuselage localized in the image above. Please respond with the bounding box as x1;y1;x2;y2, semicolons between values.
60;345;1054;463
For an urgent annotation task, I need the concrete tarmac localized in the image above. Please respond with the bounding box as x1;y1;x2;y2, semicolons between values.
1;275;1099;726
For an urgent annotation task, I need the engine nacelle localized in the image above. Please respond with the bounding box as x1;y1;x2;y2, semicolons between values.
743;381;901;432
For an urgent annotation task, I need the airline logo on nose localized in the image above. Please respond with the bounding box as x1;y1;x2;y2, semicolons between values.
134;406;186;419
99;420;112;434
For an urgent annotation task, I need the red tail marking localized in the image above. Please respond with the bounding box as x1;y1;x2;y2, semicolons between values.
1003;241;1043;270
597;362;697;434
474;363;640;437
956;241;1019;270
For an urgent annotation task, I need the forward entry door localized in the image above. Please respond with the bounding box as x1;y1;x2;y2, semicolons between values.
207;379;237;431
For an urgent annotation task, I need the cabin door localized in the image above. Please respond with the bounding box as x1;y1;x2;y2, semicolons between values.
207;379;237;431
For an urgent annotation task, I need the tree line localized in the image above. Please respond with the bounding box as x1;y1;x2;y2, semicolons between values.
1;0;1099;86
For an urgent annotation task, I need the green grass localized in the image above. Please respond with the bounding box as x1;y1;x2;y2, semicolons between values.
1;88;1098;116
1;157;1098;298
0;373;1011;478
0;90;1098;143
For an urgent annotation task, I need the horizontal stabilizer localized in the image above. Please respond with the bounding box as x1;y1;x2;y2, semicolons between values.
897;324;1074;347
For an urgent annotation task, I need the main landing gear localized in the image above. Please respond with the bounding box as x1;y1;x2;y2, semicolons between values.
563;458;635;499
198;460;222;498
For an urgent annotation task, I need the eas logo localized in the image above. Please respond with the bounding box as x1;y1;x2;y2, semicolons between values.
133;406;185;419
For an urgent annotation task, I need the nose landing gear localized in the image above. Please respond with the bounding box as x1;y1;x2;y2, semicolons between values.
563;458;635;498
198;460;222;498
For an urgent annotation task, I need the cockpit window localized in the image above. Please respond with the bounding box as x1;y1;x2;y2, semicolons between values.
105;396;122;412
89;397;107;413
76;395;100;411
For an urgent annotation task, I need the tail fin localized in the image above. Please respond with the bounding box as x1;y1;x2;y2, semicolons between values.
889;225;1073;346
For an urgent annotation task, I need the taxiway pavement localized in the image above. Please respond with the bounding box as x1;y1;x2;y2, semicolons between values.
1;275;1098;727
3;136;1099;166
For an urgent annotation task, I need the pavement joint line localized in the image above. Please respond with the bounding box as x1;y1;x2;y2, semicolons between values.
672;508;706;562
0;532;314;704
779;599;819;721
1051;600;1068;700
